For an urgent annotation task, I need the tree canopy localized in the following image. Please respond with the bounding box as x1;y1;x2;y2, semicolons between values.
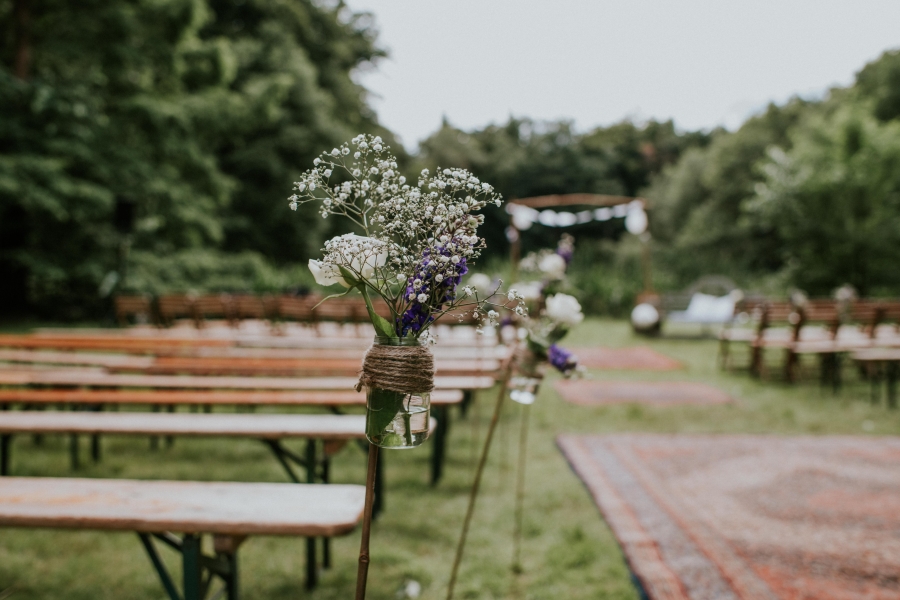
0;0;394;317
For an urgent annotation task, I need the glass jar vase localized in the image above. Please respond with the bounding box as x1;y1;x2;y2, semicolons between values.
365;336;431;449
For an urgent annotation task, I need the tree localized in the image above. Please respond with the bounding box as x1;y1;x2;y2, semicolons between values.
0;0;390;318
748;105;900;295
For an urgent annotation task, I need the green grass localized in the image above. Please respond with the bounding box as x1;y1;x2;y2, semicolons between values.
1;318;899;599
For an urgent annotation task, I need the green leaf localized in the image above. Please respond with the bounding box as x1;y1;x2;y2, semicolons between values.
338;265;361;288
359;286;397;338
366;387;407;440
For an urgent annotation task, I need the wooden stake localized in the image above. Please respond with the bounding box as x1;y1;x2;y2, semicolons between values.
446;361;515;600
355;443;379;600
512;402;531;573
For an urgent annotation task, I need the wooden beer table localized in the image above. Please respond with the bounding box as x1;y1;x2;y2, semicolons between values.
0;477;364;598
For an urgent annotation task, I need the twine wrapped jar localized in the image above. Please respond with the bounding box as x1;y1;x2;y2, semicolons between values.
358;336;434;448
508;348;546;405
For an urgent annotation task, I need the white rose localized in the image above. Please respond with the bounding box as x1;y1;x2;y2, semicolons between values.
539;253;567;278
308;259;349;288
342;234;388;280
544;293;584;325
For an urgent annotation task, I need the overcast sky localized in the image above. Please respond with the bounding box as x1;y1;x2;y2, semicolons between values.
343;0;900;150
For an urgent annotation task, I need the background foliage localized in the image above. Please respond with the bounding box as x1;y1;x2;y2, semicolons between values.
2;1;900;319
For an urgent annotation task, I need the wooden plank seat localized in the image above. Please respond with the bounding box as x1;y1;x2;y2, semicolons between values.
0;370;495;392
0;387;463;406
0;343;511;362
115;356;502;378
0;411;372;475
0;477;364;599
0;332;503;353
0;348;503;378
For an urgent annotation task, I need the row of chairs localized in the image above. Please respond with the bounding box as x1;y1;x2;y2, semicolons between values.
720;298;900;381
115;293;477;328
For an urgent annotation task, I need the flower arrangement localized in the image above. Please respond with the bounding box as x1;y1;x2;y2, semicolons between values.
507;236;583;404
289;134;524;340
289;134;525;452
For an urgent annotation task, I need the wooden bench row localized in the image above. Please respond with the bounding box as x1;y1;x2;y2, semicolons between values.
720;299;900;382
116;293;480;329
0;348;502;377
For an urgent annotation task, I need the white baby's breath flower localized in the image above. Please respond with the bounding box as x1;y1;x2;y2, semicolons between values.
435;274;444;282
324;169;332;177
417;293;428;303
313;158;321;165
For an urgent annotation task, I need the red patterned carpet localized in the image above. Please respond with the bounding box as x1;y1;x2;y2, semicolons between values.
556;380;732;406
558;434;900;600
573;347;683;371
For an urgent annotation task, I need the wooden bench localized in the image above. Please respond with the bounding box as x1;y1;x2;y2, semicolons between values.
0;369;495;392
0;477;364;599
0;387;463;485
114;295;154;326
0;343;511;362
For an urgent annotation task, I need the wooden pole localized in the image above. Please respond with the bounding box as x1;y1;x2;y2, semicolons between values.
446;361;515;600
355;443;379;600
511;402;531;573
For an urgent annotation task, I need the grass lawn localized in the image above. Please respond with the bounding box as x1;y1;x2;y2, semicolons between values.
1;318;898;599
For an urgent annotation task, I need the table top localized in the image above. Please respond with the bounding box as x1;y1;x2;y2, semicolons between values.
0;477;365;537
0;370;495;391
0;388;463;405
0;411;374;439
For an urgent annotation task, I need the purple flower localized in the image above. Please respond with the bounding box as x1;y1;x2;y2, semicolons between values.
548;344;577;374
397;241;469;337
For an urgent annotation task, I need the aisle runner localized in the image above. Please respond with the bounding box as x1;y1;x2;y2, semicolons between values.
573;347;682;371
556;380;731;406
558;434;900;600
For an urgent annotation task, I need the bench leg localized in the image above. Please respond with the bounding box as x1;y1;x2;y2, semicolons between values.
431;405;449;486
306;439;318;590
888;362;898;409
223;551;239;600
871;364;883;406
183;534;202;600
138;534;182;600
140;533;240;600
150;405;161;450
322;455;331;569
460;390;473;418
166;405;176;448
70;434;80;470
0;434;10;476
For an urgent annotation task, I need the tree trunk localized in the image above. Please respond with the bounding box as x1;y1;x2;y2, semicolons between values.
13;0;32;80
